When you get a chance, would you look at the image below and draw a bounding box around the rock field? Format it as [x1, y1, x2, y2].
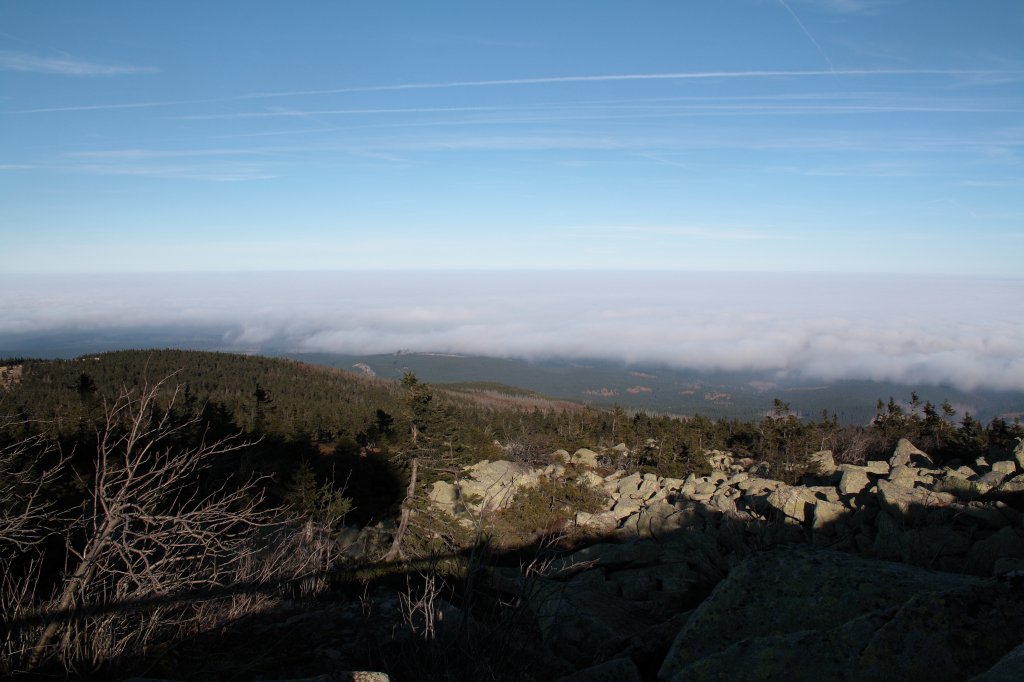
[419, 437, 1024, 680]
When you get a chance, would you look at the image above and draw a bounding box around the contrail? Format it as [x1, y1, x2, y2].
[4, 100, 190, 114]
[179, 105, 504, 120]
[777, 0, 836, 72]
[4, 68, 1018, 115]
[236, 68, 993, 99]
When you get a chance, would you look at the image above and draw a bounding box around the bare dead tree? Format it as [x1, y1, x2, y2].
[14, 378, 299, 674]
[0, 423, 62, 561]
[1, 429, 64, 674]
[385, 458, 418, 562]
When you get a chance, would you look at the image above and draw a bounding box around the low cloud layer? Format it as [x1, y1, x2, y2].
[1, 271, 1021, 392]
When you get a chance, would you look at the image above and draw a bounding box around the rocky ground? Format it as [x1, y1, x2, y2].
[417, 438, 1024, 680]
[139, 438, 1024, 681]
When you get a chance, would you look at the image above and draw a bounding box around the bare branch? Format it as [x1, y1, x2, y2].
[9, 377, 311, 674]
[0, 427, 62, 558]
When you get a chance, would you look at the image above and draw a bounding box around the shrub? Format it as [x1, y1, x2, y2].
[283, 460, 353, 529]
[497, 472, 608, 541]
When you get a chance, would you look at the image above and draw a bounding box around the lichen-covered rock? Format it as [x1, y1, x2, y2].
[977, 470, 1009, 488]
[427, 480, 460, 514]
[812, 498, 848, 531]
[936, 474, 988, 500]
[691, 479, 717, 498]
[765, 485, 817, 524]
[523, 577, 652, 665]
[611, 495, 644, 520]
[578, 469, 605, 489]
[554, 658, 642, 682]
[993, 473, 1024, 495]
[994, 557, 1024, 575]
[607, 560, 699, 601]
[661, 476, 685, 491]
[623, 501, 687, 538]
[706, 450, 733, 470]
[864, 460, 892, 475]
[658, 548, 982, 680]
[805, 485, 842, 503]
[552, 539, 664, 575]
[997, 501, 1023, 526]
[971, 642, 1024, 682]
[898, 525, 971, 565]
[572, 448, 601, 468]
[966, 527, 1024, 575]
[735, 476, 780, 494]
[664, 580, 1024, 682]
[955, 464, 980, 478]
[708, 471, 729, 486]
[662, 610, 893, 682]
[888, 464, 934, 488]
[876, 479, 955, 523]
[890, 438, 933, 468]
[458, 459, 534, 511]
[838, 467, 872, 495]
[637, 473, 661, 499]
[575, 510, 619, 533]
[960, 501, 1012, 528]
[871, 510, 904, 560]
[854, 582, 1024, 681]
[706, 491, 738, 517]
[615, 472, 642, 495]
[991, 460, 1018, 475]
[128, 671, 391, 675]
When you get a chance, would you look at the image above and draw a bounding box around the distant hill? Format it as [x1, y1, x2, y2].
[3, 340, 1021, 426]
[285, 352, 1024, 426]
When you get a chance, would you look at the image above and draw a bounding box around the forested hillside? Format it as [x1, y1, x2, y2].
[3, 350, 1022, 492]
[3, 349, 1024, 680]
[3, 350, 406, 441]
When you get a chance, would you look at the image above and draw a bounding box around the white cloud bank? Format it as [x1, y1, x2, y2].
[0, 271, 1021, 392]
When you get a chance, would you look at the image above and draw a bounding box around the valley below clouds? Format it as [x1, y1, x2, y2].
[1, 270, 1021, 393]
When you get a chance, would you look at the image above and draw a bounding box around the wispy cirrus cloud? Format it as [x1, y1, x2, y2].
[0, 50, 157, 76]
[64, 149, 278, 182]
[68, 148, 273, 160]
[69, 163, 276, 182]
[563, 224, 791, 241]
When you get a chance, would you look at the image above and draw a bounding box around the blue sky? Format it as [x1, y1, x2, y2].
[2, 0, 1022, 275]
[2, 2, 1024, 390]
